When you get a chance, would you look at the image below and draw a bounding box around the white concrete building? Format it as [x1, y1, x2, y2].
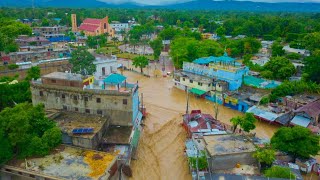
[283, 45, 310, 56]
[93, 55, 118, 80]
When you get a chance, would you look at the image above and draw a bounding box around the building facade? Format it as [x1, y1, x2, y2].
[32, 26, 68, 36]
[31, 72, 141, 127]
[78, 16, 115, 37]
[93, 55, 118, 79]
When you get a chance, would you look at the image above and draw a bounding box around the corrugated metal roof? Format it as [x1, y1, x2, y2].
[291, 115, 311, 128]
[294, 100, 320, 120]
[247, 106, 278, 121]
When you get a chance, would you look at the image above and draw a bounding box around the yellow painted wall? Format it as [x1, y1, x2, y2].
[179, 77, 213, 92]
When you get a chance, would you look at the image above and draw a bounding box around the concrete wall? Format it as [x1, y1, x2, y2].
[179, 77, 213, 92]
[183, 62, 248, 91]
[69, 118, 109, 149]
[31, 84, 136, 126]
[209, 152, 257, 171]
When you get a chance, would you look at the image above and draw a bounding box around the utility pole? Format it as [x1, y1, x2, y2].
[186, 86, 189, 114]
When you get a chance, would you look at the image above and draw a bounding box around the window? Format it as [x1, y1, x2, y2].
[85, 109, 90, 114]
[40, 91, 43, 96]
[182, 78, 185, 81]
[123, 99, 128, 105]
[97, 110, 102, 115]
[51, 79, 56, 83]
[74, 96, 78, 100]
[104, 23, 107, 29]
[63, 105, 67, 110]
[189, 80, 193, 83]
[198, 82, 202, 86]
[75, 107, 79, 112]
[84, 97, 89, 101]
[96, 98, 101, 103]
[62, 94, 65, 99]
[208, 84, 211, 87]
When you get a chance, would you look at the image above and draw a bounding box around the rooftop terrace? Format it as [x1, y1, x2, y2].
[204, 134, 256, 157]
[8, 145, 118, 180]
[52, 112, 108, 139]
[103, 125, 134, 144]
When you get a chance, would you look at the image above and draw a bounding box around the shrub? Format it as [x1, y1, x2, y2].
[8, 64, 18, 70]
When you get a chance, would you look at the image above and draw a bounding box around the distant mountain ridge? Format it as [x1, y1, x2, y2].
[1, 0, 320, 12]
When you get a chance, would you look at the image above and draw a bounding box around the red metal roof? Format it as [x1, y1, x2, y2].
[183, 113, 224, 133]
[83, 18, 102, 25]
[2, 56, 10, 61]
[79, 24, 100, 32]
[294, 99, 320, 120]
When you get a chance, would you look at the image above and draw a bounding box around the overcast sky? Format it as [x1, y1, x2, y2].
[97, 0, 320, 5]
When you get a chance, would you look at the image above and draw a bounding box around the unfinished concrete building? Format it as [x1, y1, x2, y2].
[31, 72, 141, 127]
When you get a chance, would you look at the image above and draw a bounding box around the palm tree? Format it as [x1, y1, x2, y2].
[120, 29, 126, 41]
[111, 37, 119, 46]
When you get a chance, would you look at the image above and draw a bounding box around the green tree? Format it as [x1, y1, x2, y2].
[42, 127, 62, 149]
[0, 103, 62, 160]
[304, 32, 320, 51]
[253, 146, 276, 168]
[230, 113, 257, 133]
[216, 26, 226, 37]
[149, 38, 163, 60]
[264, 166, 296, 179]
[69, 48, 96, 75]
[111, 36, 119, 46]
[41, 18, 50, 26]
[0, 129, 13, 165]
[260, 70, 274, 79]
[263, 57, 295, 80]
[271, 42, 285, 57]
[25, 66, 41, 81]
[303, 51, 320, 83]
[271, 126, 320, 160]
[132, 56, 149, 73]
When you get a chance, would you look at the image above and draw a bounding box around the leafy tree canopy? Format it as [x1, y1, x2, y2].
[230, 112, 257, 133]
[69, 48, 96, 75]
[262, 57, 295, 80]
[303, 51, 320, 83]
[253, 146, 276, 166]
[264, 166, 296, 179]
[132, 56, 149, 73]
[271, 126, 320, 159]
[0, 103, 62, 163]
[149, 38, 163, 60]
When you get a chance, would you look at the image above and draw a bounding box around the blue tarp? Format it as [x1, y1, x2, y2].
[103, 73, 127, 84]
[291, 115, 311, 127]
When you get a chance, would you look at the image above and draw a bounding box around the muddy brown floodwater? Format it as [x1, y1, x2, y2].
[123, 70, 280, 180]
[121, 60, 317, 180]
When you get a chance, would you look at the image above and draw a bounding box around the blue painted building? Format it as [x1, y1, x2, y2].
[184, 53, 249, 91]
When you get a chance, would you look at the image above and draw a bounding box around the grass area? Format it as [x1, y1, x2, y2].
[116, 53, 155, 60]
[96, 46, 120, 55]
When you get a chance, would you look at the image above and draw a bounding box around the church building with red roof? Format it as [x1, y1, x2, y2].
[76, 15, 114, 37]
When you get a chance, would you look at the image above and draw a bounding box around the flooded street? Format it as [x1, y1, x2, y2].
[123, 66, 279, 180]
